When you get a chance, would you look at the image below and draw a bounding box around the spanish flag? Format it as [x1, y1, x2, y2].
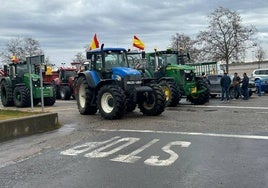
[133, 35, 145, 50]
[89, 34, 100, 50]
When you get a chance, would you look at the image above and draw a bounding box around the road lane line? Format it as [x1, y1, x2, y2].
[194, 105, 268, 110]
[96, 129, 268, 140]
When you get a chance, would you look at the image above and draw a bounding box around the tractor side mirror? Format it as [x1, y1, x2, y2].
[86, 52, 92, 60]
[3, 65, 8, 76]
[10, 66, 16, 78]
[141, 51, 145, 59]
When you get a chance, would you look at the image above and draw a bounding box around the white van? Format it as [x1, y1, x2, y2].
[252, 68, 268, 80]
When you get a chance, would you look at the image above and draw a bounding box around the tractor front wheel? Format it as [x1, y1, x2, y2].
[138, 84, 165, 116]
[97, 85, 126, 119]
[60, 86, 71, 100]
[159, 80, 180, 107]
[13, 86, 30, 107]
[188, 79, 209, 105]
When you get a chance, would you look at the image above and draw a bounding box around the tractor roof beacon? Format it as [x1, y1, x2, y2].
[75, 44, 166, 120]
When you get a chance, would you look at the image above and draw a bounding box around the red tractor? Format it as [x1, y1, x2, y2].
[43, 66, 78, 100]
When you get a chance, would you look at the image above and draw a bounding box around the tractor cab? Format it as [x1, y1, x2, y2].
[87, 47, 130, 79]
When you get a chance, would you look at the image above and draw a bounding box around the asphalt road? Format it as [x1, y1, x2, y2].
[0, 94, 268, 188]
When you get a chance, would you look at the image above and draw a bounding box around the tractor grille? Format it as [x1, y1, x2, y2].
[123, 75, 142, 90]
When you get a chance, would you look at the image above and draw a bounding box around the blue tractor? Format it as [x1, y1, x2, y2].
[75, 44, 165, 119]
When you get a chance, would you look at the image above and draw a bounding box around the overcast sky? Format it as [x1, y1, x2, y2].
[0, 0, 268, 65]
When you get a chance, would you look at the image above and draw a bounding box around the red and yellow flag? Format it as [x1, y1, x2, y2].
[89, 33, 100, 50]
[133, 35, 145, 50]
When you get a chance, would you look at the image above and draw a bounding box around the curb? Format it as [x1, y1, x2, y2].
[0, 113, 60, 142]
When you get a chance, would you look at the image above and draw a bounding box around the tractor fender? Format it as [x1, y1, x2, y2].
[157, 77, 175, 83]
[78, 71, 101, 88]
[95, 79, 117, 92]
[0, 77, 12, 87]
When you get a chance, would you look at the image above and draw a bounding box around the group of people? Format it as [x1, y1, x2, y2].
[220, 72, 249, 102]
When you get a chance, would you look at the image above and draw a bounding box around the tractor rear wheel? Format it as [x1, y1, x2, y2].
[60, 86, 71, 100]
[138, 84, 165, 116]
[76, 76, 97, 115]
[97, 85, 126, 119]
[159, 80, 180, 107]
[13, 86, 30, 107]
[0, 80, 14, 106]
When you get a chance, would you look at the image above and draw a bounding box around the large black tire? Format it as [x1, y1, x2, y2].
[13, 86, 31, 107]
[97, 85, 126, 119]
[33, 99, 40, 106]
[138, 84, 165, 116]
[60, 86, 71, 100]
[52, 81, 61, 99]
[125, 97, 137, 112]
[44, 97, 56, 106]
[188, 79, 210, 105]
[159, 80, 180, 107]
[0, 80, 14, 106]
[44, 86, 56, 106]
[76, 76, 98, 115]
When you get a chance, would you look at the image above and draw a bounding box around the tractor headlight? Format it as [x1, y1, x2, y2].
[126, 80, 142, 85]
[113, 75, 122, 81]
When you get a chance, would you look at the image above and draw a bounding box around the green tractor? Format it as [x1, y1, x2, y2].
[0, 56, 56, 107]
[127, 50, 180, 107]
[145, 50, 210, 105]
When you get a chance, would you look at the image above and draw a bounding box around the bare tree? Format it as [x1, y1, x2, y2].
[72, 52, 86, 65]
[24, 37, 43, 56]
[170, 33, 197, 63]
[196, 7, 257, 73]
[2, 37, 43, 64]
[255, 45, 265, 69]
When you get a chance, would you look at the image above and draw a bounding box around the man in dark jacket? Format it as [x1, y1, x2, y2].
[233, 72, 241, 99]
[241, 72, 249, 100]
[220, 72, 231, 102]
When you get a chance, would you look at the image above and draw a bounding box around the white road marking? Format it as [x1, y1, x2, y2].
[60, 136, 120, 156]
[84, 137, 140, 158]
[96, 129, 268, 140]
[111, 139, 159, 163]
[144, 141, 191, 166]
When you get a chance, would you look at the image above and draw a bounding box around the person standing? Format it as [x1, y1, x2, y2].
[233, 72, 241, 99]
[241, 72, 249, 100]
[220, 72, 231, 102]
[201, 72, 211, 86]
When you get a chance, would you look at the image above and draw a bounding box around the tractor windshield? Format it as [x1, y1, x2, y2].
[105, 52, 128, 69]
[16, 64, 29, 75]
[159, 54, 177, 66]
[65, 71, 76, 78]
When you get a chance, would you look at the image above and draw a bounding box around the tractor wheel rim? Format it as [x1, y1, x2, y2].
[101, 92, 114, 113]
[162, 86, 170, 101]
[79, 84, 86, 108]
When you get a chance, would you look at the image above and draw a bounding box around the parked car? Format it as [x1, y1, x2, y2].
[207, 74, 257, 98]
[252, 68, 268, 80]
[255, 77, 268, 93]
